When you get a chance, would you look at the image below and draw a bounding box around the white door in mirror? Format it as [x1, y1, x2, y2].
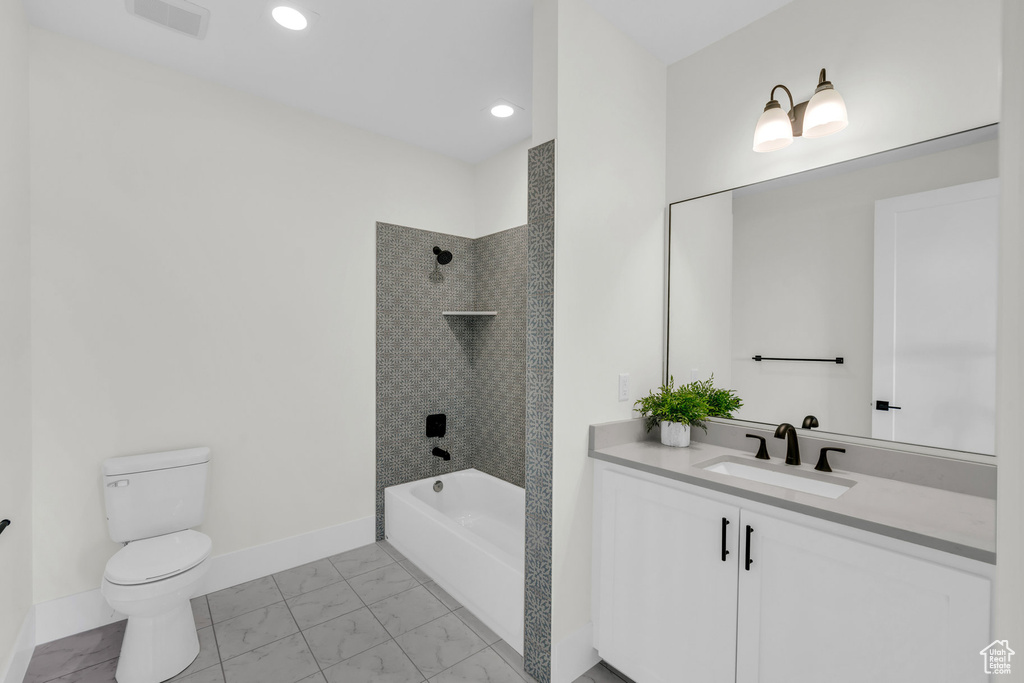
[873, 179, 999, 454]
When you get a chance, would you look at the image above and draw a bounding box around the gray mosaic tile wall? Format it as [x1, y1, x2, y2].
[376, 223, 477, 541]
[376, 222, 529, 539]
[471, 226, 528, 487]
[524, 140, 555, 683]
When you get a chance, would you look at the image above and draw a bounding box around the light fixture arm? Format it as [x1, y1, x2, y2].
[767, 83, 805, 137]
[815, 68, 834, 93]
[769, 84, 795, 113]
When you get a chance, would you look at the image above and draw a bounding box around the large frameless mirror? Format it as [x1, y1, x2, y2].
[667, 124, 998, 457]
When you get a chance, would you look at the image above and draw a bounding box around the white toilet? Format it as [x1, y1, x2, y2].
[100, 447, 213, 683]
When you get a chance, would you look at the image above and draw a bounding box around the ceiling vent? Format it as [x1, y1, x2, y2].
[125, 0, 210, 39]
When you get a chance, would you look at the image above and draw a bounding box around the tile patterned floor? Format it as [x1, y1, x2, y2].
[22, 542, 628, 683]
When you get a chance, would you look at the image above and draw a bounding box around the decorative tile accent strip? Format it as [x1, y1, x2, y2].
[524, 139, 555, 683]
[528, 142, 556, 224]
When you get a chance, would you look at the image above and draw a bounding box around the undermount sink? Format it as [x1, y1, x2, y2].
[700, 457, 854, 499]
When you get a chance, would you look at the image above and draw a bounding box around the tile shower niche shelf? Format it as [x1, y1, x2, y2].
[442, 311, 497, 316]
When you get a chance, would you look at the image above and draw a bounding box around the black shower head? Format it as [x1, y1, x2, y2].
[433, 246, 453, 265]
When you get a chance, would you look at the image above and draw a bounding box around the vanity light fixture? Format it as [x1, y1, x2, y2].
[752, 68, 848, 153]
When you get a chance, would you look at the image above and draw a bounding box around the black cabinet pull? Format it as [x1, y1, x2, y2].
[721, 518, 730, 561]
[745, 525, 754, 570]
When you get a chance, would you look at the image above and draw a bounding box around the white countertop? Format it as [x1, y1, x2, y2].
[590, 439, 996, 564]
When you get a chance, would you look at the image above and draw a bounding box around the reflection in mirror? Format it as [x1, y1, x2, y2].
[668, 125, 998, 456]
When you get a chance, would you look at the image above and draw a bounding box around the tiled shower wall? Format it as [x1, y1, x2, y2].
[471, 227, 528, 486]
[375, 223, 528, 539]
[375, 223, 476, 540]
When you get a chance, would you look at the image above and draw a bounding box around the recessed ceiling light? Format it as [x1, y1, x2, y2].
[272, 5, 308, 31]
[490, 104, 515, 118]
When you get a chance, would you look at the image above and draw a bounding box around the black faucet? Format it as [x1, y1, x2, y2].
[432, 447, 451, 461]
[774, 423, 800, 466]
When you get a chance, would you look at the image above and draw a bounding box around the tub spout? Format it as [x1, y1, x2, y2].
[432, 447, 451, 461]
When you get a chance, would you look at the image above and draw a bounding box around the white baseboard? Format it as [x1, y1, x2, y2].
[0, 607, 36, 683]
[33, 516, 374, 645]
[551, 622, 600, 683]
[202, 516, 374, 594]
[35, 589, 121, 646]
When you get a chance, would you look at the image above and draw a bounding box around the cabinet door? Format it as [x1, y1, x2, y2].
[736, 510, 991, 683]
[595, 467, 740, 683]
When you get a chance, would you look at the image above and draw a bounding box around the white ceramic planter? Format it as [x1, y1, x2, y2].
[660, 421, 691, 447]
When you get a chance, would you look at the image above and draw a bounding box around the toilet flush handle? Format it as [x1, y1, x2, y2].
[107, 479, 130, 488]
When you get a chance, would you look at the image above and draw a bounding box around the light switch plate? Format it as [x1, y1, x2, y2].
[618, 373, 629, 402]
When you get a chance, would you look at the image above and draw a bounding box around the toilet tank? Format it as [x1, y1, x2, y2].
[103, 447, 211, 543]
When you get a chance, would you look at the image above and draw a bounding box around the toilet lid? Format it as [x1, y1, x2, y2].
[104, 530, 212, 585]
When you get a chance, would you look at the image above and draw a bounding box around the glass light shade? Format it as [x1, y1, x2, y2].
[802, 88, 848, 138]
[752, 105, 794, 153]
[272, 6, 308, 30]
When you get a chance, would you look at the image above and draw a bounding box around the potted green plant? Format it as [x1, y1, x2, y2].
[634, 377, 710, 447]
[684, 375, 743, 419]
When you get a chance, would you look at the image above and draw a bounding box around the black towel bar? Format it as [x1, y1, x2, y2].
[753, 355, 844, 364]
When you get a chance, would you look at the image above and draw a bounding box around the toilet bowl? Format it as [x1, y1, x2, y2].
[100, 447, 212, 683]
[101, 529, 212, 683]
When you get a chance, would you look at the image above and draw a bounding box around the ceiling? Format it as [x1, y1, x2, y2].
[26, 0, 534, 164]
[26, 0, 793, 164]
[582, 0, 796, 65]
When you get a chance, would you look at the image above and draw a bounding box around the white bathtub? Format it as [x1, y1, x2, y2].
[385, 468, 525, 653]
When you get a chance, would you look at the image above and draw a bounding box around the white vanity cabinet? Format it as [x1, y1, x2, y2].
[735, 509, 990, 683]
[593, 463, 741, 683]
[592, 461, 992, 683]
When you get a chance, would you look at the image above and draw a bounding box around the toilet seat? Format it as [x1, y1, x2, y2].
[104, 530, 212, 586]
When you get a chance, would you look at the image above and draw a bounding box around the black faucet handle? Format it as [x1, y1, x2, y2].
[745, 434, 770, 460]
[815, 447, 845, 473]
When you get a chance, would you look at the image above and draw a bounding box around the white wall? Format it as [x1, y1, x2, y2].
[29, 29, 480, 604]
[532, 0, 558, 147]
[995, 0, 1024, 662]
[668, 192, 733, 388]
[0, 0, 34, 673]
[666, 0, 1001, 202]
[475, 138, 530, 236]
[551, 0, 666, 650]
